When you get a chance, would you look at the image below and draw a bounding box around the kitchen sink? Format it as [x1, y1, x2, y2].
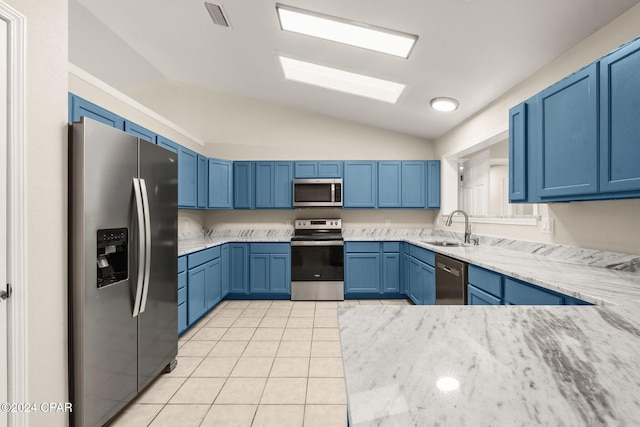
[422, 240, 464, 247]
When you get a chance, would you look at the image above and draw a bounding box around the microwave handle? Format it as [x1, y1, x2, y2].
[331, 183, 335, 202]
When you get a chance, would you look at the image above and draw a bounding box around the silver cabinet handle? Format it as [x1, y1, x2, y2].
[132, 178, 145, 318]
[139, 178, 152, 314]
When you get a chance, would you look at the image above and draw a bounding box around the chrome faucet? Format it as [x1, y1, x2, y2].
[445, 210, 471, 244]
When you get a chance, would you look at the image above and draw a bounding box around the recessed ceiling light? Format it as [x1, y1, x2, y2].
[278, 56, 406, 104]
[436, 376, 460, 392]
[276, 4, 418, 58]
[430, 97, 460, 112]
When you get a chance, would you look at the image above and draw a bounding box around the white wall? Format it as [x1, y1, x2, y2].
[434, 3, 640, 255]
[5, 0, 68, 425]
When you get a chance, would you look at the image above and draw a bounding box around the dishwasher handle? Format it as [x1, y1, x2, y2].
[437, 261, 460, 278]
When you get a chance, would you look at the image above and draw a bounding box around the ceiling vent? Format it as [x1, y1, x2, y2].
[204, 2, 230, 28]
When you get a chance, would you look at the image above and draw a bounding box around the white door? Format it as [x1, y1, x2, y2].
[0, 17, 9, 425]
[0, 15, 9, 427]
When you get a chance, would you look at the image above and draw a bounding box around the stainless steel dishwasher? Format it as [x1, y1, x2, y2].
[435, 254, 468, 305]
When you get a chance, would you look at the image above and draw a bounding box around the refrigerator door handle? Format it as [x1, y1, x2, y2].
[132, 177, 146, 318]
[139, 178, 152, 314]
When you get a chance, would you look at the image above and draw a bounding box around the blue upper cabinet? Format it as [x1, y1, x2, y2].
[378, 161, 402, 208]
[197, 155, 208, 209]
[509, 36, 640, 203]
[124, 121, 157, 144]
[255, 162, 293, 209]
[599, 37, 640, 194]
[294, 161, 343, 178]
[233, 161, 255, 209]
[402, 161, 426, 208]
[69, 93, 125, 129]
[537, 63, 599, 199]
[157, 135, 180, 153]
[426, 161, 441, 209]
[344, 161, 377, 208]
[178, 147, 198, 208]
[508, 103, 528, 202]
[208, 158, 233, 209]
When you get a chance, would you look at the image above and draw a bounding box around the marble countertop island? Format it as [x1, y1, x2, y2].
[339, 304, 640, 426]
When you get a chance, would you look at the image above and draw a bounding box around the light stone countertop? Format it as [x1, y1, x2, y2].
[338, 304, 640, 426]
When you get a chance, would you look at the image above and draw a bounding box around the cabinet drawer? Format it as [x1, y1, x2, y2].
[504, 278, 562, 305]
[187, 246, 221, 269]
[178, 256, 187, 273]
[408, 244, 435, 266]
[468, 285, 502, 305]
[250, 243, 290, 254]
[382, 241, 401, 252]
[468, 265, 502, 298]
[345, 242, 380, 253]
[178, 286, 187, 305]
[178, 271, 186, 290]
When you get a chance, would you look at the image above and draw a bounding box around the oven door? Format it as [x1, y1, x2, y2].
[291, 242, 344, 282]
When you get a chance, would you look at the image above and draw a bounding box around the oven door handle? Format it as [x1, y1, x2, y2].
[291, 240, 344, 247]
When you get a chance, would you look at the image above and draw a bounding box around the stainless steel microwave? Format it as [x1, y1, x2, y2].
[293, 178, 342, 207]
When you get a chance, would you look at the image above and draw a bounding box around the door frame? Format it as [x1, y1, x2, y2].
[0, 2, 27, 426]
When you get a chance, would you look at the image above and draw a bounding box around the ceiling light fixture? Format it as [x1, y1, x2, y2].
[276, 4, 418, 58]
[430, 97, 460, 112]
[278, 56, 406, 103]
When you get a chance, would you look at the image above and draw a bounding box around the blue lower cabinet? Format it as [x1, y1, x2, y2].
[229, 243, 249, 295]
[407, 256, 422, 305]
[504, 277, 563, 305]
[382, 253, 401, 293]
[205, 258, 222, 308]
[248, 244, 291, 297]
[221, 244, 230, 298]
[178, 303, 188, 335]
[404, 244, 435, 305]
[187, 265, 207, 324]
[345, 253, 381, 293]
[468, 285, 501, 305]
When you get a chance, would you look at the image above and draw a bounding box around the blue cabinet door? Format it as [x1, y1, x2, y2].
[318, 161, 343, 178]
[294, 161, 343, 178]
[503, 278, 563, 305]
[270, 253, 291, 294]
[274, 162, 293, 208]
[205, 258, 222, 309]
[187, 265, 207, 324]
[197, 155, 208, 209]
[157, 136, 179, 154]
[537, 63, 599, 199]
[294, 161, 318, 178]
[124, 121, 156, 144]
[509, 103, 528, 202]
[229, 243, 248, 294]
[468, 285, 502, 305]
[421, 262, 436, 305]
[178, 147, 198, 208]
[221, 244, 230, 298]
[378, 162, 402, 208]
[345, 253, 380, 293]
[426, 161, 441, 208]
[178, 303, 188, 335]
[382, 253, 400, 293]
[344, 161, 377, 208]
[68, 93, 125, 129]
[208, 159, 233, 209]
[233, 162, 255, 209]
[250, 254, 270, 293]
[407, 256, 422, 305]
[599, 38, 640, 194]
[255, 162, 293, 208]
[402, 161, 426, 208]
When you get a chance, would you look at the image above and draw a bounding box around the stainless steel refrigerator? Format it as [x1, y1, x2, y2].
[69, 117, 178, 427]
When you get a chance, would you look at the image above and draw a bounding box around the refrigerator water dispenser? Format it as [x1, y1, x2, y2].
[97, 228, 128, 288]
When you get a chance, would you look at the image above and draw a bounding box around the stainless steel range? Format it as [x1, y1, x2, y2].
[291, 219, 344, 301]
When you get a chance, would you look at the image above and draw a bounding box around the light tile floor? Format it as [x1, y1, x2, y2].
[110, 298, 411, 427]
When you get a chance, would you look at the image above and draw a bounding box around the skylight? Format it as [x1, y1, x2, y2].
[278, 56, 406, 104]
[276, 4, 418, 58]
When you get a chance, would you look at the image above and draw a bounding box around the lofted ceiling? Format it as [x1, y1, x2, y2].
[69, 0, 640, 140]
